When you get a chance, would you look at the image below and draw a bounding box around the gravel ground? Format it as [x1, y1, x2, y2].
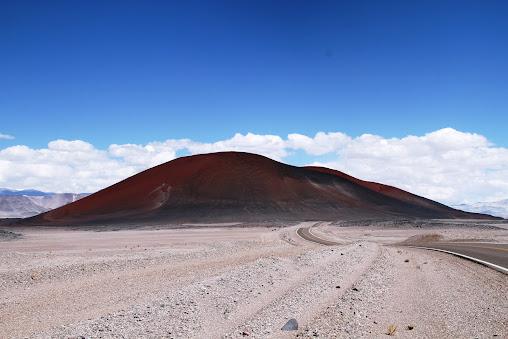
[298, 246, 507, 338]
[0, 222, 506, 338]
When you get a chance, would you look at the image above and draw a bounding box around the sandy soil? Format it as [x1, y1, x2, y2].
[1, 220, 507, 338]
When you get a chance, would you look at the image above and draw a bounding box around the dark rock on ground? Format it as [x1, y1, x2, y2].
[281, 318, 298, 331]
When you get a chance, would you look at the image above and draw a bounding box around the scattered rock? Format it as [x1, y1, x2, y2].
[0, 229, 22, 241]
[281, 318, 298, 331]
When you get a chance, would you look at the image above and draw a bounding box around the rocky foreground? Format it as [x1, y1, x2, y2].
[0, 221, 507, 338]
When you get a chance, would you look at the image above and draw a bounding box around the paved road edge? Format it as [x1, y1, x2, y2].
[296, 225, 339, 246]
[407, 245, 508, 275]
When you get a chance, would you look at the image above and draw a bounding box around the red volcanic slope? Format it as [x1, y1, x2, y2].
[304, 166, 476, 219]
[23, 152, 492, 225]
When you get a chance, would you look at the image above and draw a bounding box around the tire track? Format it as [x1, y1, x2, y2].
[25, 242, 381, 338]
[2, 243, 310, 338]
[199, 243, 362, 338]
[223, 242, 380, 338]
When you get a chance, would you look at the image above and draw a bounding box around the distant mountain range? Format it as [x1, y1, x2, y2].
[0, 188, 54, 196]
[0, 189, 89, 218]
[451, 199, 508, 219]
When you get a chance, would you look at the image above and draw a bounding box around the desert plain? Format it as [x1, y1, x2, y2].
[1, 220, 507, 338]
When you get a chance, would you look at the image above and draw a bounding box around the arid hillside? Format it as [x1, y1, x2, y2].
[21, 152, 493, 225]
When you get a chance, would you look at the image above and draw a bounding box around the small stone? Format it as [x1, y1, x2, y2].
[281, 318, 298, 331]
[335, 286, 340, 289]
[352, 287, 359, 292]
[242, 331, 250, 336]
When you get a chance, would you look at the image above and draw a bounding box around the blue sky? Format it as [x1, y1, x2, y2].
[1, 1, 508, 204]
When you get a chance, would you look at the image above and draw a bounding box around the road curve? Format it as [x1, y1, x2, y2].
[296, 224, 340, 246]
[408, 243, 508, 274]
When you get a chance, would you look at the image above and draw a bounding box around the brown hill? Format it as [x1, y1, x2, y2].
[21, 152, 493, 225]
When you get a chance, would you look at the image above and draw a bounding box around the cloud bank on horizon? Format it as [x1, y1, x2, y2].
[1, 127, 507, 205]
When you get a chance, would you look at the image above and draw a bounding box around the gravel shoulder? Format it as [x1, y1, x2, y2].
[0, 221, 507, 338]
[300, 246, 507, 338]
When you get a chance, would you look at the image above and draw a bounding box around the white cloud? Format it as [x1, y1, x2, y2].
[108, 143, 177, 167]
[309, 128, 508, 204]
[185, 133, 289, 161]
[0, 128, 507, 205]
[0, 133, 14, 140]
[287, 132, 351, 155]
[48, 139, 94, 152]
[0, 142, 134, 193]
